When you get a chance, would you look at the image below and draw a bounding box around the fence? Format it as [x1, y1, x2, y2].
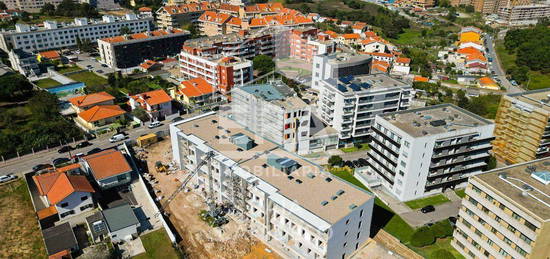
[1, 135, 86, 163]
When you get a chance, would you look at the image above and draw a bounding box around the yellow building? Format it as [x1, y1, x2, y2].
[459, 31, 481, 43]
[492, 89, 550, 164]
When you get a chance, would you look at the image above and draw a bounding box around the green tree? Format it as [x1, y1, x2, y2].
[328, 155, 343, 167]
[431, 220, 454, 238]
[41, 3, 56, 16]
[27, 91, 59, 120]
[430, 249, 456, 259]
[120, 26, 132, 35]
[486, 155, 497, 170]
[0, 1, 7, 9]
[21, 11, 30, 22]
[410, 227, 435, 247]
[0, 73, 33, 102]
[132, 107, 149, 122]
[253, 55, 275, 75]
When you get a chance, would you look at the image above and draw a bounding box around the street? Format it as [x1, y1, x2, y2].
[484, 34, 522, 93]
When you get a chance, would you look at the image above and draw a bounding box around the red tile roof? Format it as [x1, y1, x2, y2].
[130, 89, 172, 106]
[139, 7, 152, 12]
[219, 3, 240, 13]
[199, 11, 231, 24]
[37, 205, 58, 220]
[68, 91, 115, 108]
[395, 57, 411, 64]
[139, 60, 158, 70]
[160, 2, 215, 15]
[33, 172, 95, 205]
[39, 50, 60, 60]
[78, 105, 126, 123]
[179, 77, 215, 98]
[83, 149, 132, 180]
[414, 76, 429, 82]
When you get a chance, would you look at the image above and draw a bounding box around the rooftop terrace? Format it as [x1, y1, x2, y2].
[236, 81, 307, 110]
[175, 114, 372, 224]
[324, 74, 410, 94]
[507, 88, 550, 112]
[381, 104, 492, 138]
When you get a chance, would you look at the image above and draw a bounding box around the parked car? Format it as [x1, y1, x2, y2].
[87, 148, 102, 155]
[72, 153, 85, 159]
[109, 133, 127, 143]
[75, 141, 92, 149]
[58, 145, 74, 153]
[343, 161, 354, 168]
[96, 69, 104, 74]
[0, 174, 17, 183]
[148, 121, 162, 129]
[421, 205, 435, 213]
[32, 164, 53, 172]
[448, 216, 457, 226]
[352, 160, 361, 168]
[52, 157, 71, 166]
[101, 64, 108, 68]
[172, 117, 183, 122]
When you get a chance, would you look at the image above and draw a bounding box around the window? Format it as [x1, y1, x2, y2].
[81, 196, 88, 201]
[60, 202, 69, 208]
[520, 233, 532, 245]
[515, 246, 527, 256]
[499, 248, 509, 257]
[507, 225, 516, 234]
[525, 221, 537, 232]
[512, 212, 521, 220]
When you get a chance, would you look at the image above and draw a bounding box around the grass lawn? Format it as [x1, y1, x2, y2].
[405, 194, 450, 210]
[455, 189, 466, 198]
[327, 167, 369, 191]
[526, 71, 550, 90]
[34, 78, 60, 88]
[340, 143, 370, 153]
[56, 66, 82, 74]
[412, 237, 465, 259]
[133, 229, 179, 259]
[495, 40, 516, 72]
[66, 71, 107, 87]
[0, 180, 47, 258]
[495, 40, 550, 90]
[394, 28, 423, 46]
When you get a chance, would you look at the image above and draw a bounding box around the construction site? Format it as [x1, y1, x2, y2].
[136, 138, 280, 259]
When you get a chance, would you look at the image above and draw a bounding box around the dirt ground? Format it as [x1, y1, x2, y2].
[0, 180, 47, 258]
[140, 139, 279, 259]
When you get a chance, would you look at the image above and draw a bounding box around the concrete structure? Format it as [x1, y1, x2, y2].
[0, 15, 154, 52]
[8, 49, 39, 76]
[98, 29, 190, 69]
[102, 203, 140, 243]
[317, 74, 413, 144]
[156, 2, 217, 28]
[470, 0, 533, 14]
[452, 158, 550, 259]
[365, 104, 494, 201]
[498, 4, 550, 25]
[81, 149, 133, 190]
[311, 53, 372, 92]
[4, 0, 67, 12]
[492, 89, 550, 165]
[289, 27, 336, 62]
[128, 89, 173, 120]
[170, 77, 223, 110]
[170, 112, 375, 259]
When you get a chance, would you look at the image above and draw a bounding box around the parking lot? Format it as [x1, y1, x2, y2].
[74, 52, 115, 76]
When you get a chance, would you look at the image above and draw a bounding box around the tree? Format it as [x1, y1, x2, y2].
[0, 73, 33, 102]
[486, 155, 497, 170]
[120, 26, 132, 35]
[41, 3, 56, 16]
[27, 91, 59, 120]
[431, 249, 455, 259]
[431, 220, 454, 238]
[465, 5, 475, 13]
[328, 155, 343, 167]
[0, 1, 7, 9]
[21, 11, 30, 22]
[410, 227, 435, 247]
[132, 107, 149, 122]
[253, 55, 275, 75]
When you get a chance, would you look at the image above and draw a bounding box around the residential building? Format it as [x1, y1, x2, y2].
[81, 149, 133, 190]
[101, 203, 140, 243]
[317, 74, 413, 144]
[492, 89, 550, 164]
[170, 112, 374, 259]
[138, 59, 162, 72]
[391, 57, 411, 76]
[33, 170, 95, 220]
[242, 2, 285, 18]
[370, 60, 390, 74]
[128, 89, 173, 120]
[75, 105, 127, 133]
[68, 91, 115, 113]
[4, 0, 64, 12]
[138, 7, 153, 16]
[289, 27, 336, 62]
[37, 50, 61, 62]
[311, 53, 372, 92]
[247, 13, 314, 30]
[42, 222, 79, 258]
[470, 0, 533, 14]
[197, 11, 235, 36]
[477, 77, 499, 90]
[156, 2, 217, 28]
[170, 77, 222, 110]
[0, 14, 154, 52]
[364, 104, 494, 201]
[8, 48, 39, 76]
[498, 4, 550, 25]
[98, 29, 190, 69]
[452, 158, 550, 259]
[179, 50, 253, 94]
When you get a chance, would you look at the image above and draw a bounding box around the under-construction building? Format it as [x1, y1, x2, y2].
[169, 112, 374, 259]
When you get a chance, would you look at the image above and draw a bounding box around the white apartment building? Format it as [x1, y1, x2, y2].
[498, 4, 550, 25]
[452, 158, 550, 259]
[231, 81, 338, 155]
[363, 104, 494, 201]
[8, 48, 40, 77]
[179, 51, 253, 94]
[311, 53, 372, 92]
[316, 73, 413, 144]
[4, 0, 64, 12]
[0, 14, 154, 52]
[170, 112, 374, 259]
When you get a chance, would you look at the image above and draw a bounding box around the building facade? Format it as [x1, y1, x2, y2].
[492, 89, 550, 165]
[316, 74, 413, 144]
[170, 112, 374, 259]
[498, 4, 550, 25]
[8, 49, 39, 76]
[363, 104, 495, 201]
[98, 29, 190, 69]
[452, 158, 550, 259]
[311, 53, 372, 92]
[0, 15, 154, 52]
[155, 2, 217, 28]
[289, 27, 336, 62]
[128, 89, 173, 120]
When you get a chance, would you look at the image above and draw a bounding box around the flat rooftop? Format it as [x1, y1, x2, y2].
[176, 114, 372, 224]
[237, 81, 307, 110]
[381, 104, 492, 138]
[507, 88, 550, 112]
[474, 158, 550, 221]
[324, 74, 410, 94]
[324, 52, 371, 65]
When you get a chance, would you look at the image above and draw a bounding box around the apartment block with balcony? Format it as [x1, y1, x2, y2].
[155, 2, 217, 29]
[0, 14, 153, 52]
[498, 4, 550, 26]
[364, 104, 495, 201]
[311, 53, 372, 92]
[493, 89, 550, 165]
[289, 27, 336, 62]
[169, 112, 374, 259]
[316, 73, 412, 145]
[452, 158, 550, 259]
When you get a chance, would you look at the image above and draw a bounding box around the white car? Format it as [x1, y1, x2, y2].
[109, 133, 127, 143]
[148, 121, 161, 129]
[0, 174, 17, 183]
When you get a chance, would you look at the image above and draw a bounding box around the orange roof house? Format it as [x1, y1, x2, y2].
[180, 78, 215, 96]
[414, 76, 429, 82]
[395, 57, 411, 64]
[68, 92, 115, 110]
[38, 50, 61, 61]
[371, 60, 390, 73]
[139, 60, 161, 71]
[138, 7, 152, 12]
[77, 105, 126, 123]
[478, 77, 499, 90]
[82, 149, 132, 189]
[130, 89, 172, 107]
[33, 171, 95, 206]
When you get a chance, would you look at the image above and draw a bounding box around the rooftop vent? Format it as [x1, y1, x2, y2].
[321, 201, 329, 206]
[217, 126, 223, 129]
[262, 164, 268, 168]
[307, 173, 315, 179]
[325, 177, 332, 182]
[267, 154, 300, 175]
[526, 166, 537, 173]
[430, 120, 446, 127]
[331, 195, 338, 200]
[211, 119, 218, 123]
[543, 161, 550, 166]
[531, 171, 550, 185]
[193, 124, 199, 128]
[498, 172, 508, 179]
[349, 204, 357, 210]
[230, 133, 256, 151]
[336, 189, 345, 196]
[296, 179, 303, 184]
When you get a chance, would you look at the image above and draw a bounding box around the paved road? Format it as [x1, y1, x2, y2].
[485, 34, 522, 93]
[0, 122, 171, 176]
[74, 53, 115, 76]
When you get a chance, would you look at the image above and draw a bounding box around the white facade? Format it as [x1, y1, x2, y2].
[169, 113, 375, 259]
[8, 49, 40, 76]
[317, 74, 412, 144]
[55, 191, 94, 219]
[361, 42, 387, 53]
[311, 53, 372, 92]
[498, 4, 550, 25]
[0, 15, 153, 52]
[363, 104, 495, 201]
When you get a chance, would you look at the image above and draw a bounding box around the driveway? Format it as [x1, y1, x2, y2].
[119, 237, 145, 258]
[74, 53, 115, 76]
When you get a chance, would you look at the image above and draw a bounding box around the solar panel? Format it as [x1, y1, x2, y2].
[339, 75, 354, 84]
[337, 84, 348, 93]
[361, 83, 371, 89]
[92, 221, 106, 233]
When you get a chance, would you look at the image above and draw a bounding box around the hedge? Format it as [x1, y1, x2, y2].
[431, 220, 454, 238]
[410, 226, 435, 247]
